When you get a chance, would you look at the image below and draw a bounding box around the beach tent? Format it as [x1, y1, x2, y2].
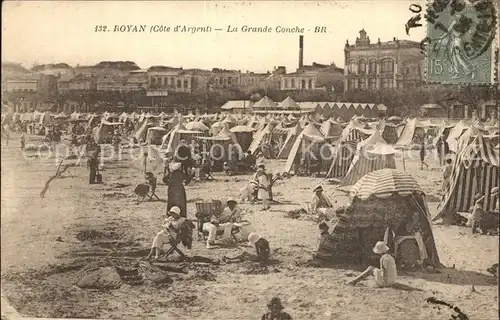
[315, 169, 441, 268]
[284, 122, 325, 173]
[434, 134, 499, 223]
[446, 120, 468, 153]
[339, 131, 398, 187]
[247, 122, 288, 158]
[94, 120, 123, 143]
[146, 126, 168, 145]
[185, 120, 209, 132]
[197, 125, 242, 161]
[396, 118, 427, 147]
[277, 123, 302, 159]
[160, 122, 203, 152]
[252, 96, 277, 111]
[230, 125, 255, 151]
[320, 118, 344, 141]
[134, 119, 154, 143]
[380, 120, 403, 144]
[326, 120, 373, 178]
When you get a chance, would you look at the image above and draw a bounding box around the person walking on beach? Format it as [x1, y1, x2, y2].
[164, 162, 187, 217]
[420, 139, 429, 170]
[20, 133, 26, 151]
[87, 151, 99, 184]
[436, 134, 449, 166]
[441, 158, 453, 192]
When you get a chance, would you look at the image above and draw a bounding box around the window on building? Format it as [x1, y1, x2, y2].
[301, 79, 306, 89]
[183, 80, 188, 88]
[405, 67, 410, 75]
[359, 78, 366, 89]
[234, 77, 239, 84]
[368, 78, 377, 89]
[284, 79, 288, 88]
[291, 79, 295, 88]
[381, 78, 393, 88]
[369, 60, 377, 74]
[308, 79, 313, 89]
[380, 59, 394, 74]
[358, 59, 366, 74]
[228, 77, 232, 85]
[223, 78, 227, 85]
[177, 80, 181, 88]
[151, 77, 156, 85]
[348, 60, 356, 74]
[170, 77, 175, 85]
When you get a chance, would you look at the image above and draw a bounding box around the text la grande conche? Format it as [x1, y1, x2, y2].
[95, 24, 316, 34]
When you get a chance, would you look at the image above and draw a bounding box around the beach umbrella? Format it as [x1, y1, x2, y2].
[349, 169, 423, 200]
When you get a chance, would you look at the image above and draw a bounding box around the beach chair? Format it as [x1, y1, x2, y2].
[134, 184, 150, 202]
[146, 178, 161, 201]
[195, 200, 248, 242]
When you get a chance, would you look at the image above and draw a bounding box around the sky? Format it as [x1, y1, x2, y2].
[2, 1, 429, 72]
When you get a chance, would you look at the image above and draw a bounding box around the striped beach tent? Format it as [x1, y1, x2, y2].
[434, 134, 499, 222]
[316, 169, 441, 267]
[325, 120, 372, 179]
[339, 131, 398, 187]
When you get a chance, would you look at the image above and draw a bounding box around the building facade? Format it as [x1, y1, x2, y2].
[280, 63, 344, 91]
[344, 29, 423, 92]
[147, 67, 195, 94]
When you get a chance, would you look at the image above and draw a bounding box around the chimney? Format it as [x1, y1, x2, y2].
[299, 35, 304, 69]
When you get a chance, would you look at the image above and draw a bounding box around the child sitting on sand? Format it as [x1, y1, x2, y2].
[223, 232, 270, 266]
[313, 222, 329, 259]
[261, 297, 293, 320]
[347, 241, 398, 288]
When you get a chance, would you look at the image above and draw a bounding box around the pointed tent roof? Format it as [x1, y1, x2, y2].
[253, 96, 277, 109]
[277, 97, 299, 110]
[185, 120, 209, 131]
[301, 122, 325, 141]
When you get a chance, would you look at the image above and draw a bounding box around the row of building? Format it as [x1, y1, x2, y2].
[2, 30, 426, 100]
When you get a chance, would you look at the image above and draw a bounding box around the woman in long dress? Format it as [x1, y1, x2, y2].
[255, 165, 270, 210]
[165, 162, 187, 217]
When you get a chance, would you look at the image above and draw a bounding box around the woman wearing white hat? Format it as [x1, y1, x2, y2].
[222, 232, 270, 265]
[347, 241, 397, 287]
[146, 206, 184, 260]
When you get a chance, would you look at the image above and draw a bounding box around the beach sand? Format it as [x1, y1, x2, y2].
[1, 134, 498, 319]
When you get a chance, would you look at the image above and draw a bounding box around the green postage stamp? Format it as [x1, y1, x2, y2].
[426, 0, 497, 84]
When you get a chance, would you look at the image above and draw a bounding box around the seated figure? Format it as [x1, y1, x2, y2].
[147, 206, 185, 260]
[310, 185, 335, 220]
[203, 198, 242, 249]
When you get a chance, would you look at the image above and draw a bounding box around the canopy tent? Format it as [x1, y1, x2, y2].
[145, 126, 168, 145]
[316, 169, 441, 267]
[209, 121, 225, 136]
[276, 97, 300, 110]
[434, 134, 499, 223]
[380, 120, 403, 144]
[284, 122, 325, 173]
[252, 96, 277, 110]
[277, 124, 302, 159]
[339, 131, 397, 187]
[432, 119, 455, 146]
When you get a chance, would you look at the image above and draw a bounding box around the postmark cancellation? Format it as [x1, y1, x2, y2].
[425, 0, 498, 85]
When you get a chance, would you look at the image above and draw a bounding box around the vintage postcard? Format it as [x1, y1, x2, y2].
[1, 1, 498, 320]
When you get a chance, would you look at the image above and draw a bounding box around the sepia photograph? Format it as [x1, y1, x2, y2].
[1, 1, 499, 319]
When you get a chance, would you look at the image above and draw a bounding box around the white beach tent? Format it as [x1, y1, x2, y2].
[339, 131, 398, 187]
[284, 122, 325, 173]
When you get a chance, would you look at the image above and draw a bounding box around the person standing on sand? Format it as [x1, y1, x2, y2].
[255, 164, 270, 210]
[441, 158, 453, 192]
[164, 162, 187, 218]
[142, 152, 149, 174]
[20, 133, 26, 151]
[87, 151, 99, 184]
[347, 241, 398, 287]
[313, 222, 330, 259]
[436, 134, 449, 166]
[261, 297, 293, 320]
[420, 139, 429, 170]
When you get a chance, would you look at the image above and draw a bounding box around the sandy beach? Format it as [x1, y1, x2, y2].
[1, 133, 498, 320]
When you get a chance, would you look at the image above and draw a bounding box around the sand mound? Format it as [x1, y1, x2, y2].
[76, 266, 122, 290]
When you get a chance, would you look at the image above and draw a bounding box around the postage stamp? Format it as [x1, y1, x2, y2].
[425, 0, 498, 84]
